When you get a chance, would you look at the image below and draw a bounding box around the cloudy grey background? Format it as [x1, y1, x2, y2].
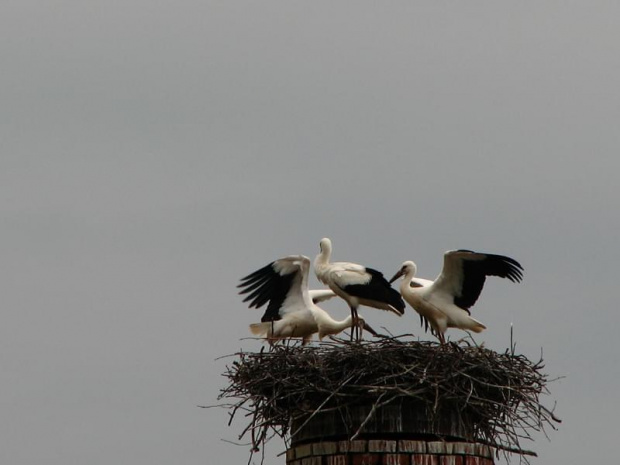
[2, 1, 618, 463]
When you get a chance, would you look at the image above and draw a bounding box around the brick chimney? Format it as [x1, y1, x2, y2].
[286, 439, 495, 465]
[286, 439, 493, 465]
[285, 400, 494, 465]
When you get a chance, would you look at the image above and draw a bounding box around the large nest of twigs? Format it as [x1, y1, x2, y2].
[218, 337, 560, 461]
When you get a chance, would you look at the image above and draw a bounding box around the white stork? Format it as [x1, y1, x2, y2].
[389, 250, 523, 343]
[314, 237, 405, 340]
[238, 255, 378, 344]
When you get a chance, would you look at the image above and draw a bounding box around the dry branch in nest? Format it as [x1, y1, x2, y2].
[216, 337, 561, 462]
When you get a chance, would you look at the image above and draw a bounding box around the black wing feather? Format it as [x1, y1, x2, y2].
[454, 251, 524, 311]
[238, 262, 296, 322]
[342, 267, 405, 314]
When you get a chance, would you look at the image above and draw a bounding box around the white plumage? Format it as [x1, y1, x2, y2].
[238, 255, 377, 344]
[308, 289, 338, 304]
[314, 237, 405, 340]
[389, 250, 523, 343]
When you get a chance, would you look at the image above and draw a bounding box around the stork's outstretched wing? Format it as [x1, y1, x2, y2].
[238, 255, 312, 322]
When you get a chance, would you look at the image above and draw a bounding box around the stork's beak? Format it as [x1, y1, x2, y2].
[362, 322, 391, 339]
[388, 268, 405, 284]
[362, 321, 379, 337]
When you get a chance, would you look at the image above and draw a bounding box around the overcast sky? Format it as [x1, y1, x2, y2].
[2, 2, 619, 464]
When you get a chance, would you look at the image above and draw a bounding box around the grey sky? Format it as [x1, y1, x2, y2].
[2, 2, 618, 464]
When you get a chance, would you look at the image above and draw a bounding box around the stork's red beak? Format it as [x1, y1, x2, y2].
[389, 268, 405, 284]
[362, 321, 379, 337]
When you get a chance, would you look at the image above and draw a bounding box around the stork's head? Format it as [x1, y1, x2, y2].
[318, 237, 333, 258]
[389, 261, 417, 284]
[359, 316, 380, 338]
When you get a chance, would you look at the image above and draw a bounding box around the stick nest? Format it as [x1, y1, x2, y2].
[217, 337, 560, 461]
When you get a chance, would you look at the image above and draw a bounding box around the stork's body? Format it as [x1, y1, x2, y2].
[390, 250, 523, 343]
[238, 255, 377, 344]
[314, 237, 405, 340]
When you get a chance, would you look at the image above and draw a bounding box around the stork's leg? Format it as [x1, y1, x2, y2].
[349, 306, 355, 341]
[349, 306, 359, 341]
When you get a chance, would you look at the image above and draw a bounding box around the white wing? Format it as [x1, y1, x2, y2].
[431, 250, 470, 297]
[410, 277, 434, 289]
[238, 255, 313, 320]
[308, 289, 337, 304]
[432, 249, 523, 311]
[327, 261, 372, 288]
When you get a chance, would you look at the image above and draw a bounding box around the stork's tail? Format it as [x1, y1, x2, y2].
[468, 317, 487, 333]
[249, 322, 270, 336]
[386, 287, 406, 315]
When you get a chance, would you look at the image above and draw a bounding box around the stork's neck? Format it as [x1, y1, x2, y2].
[314, 251, 328, 267]
[314, 253, 328, 282]
[318, 315, 354, 339]
[315, 239, 332, 267]
[405, 265, 417, 281]
[399, 264, 419, 291]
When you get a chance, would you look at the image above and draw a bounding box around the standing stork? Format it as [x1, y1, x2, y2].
[389, 250, 524, 344]
[314, 237, 405, 340]
[238, 255, 378, 344]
